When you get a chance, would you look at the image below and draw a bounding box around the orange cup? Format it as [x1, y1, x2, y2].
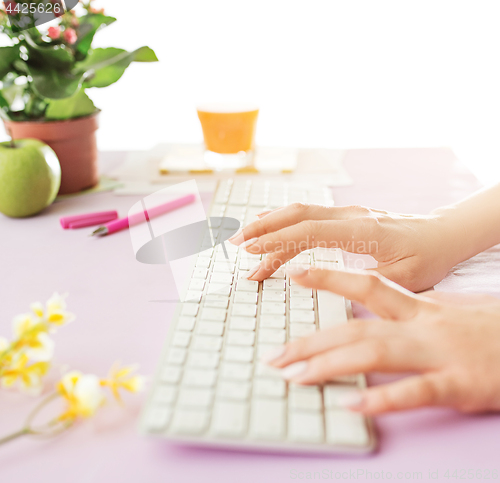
[197, 103, 259, 154]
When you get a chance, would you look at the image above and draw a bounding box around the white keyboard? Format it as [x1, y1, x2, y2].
[140, 179, 376, 454]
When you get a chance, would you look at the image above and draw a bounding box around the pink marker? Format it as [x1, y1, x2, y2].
[90, 193, 196, 237]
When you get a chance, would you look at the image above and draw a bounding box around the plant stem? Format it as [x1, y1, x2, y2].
[5, 125, 15, 148]
[0, 427, 31, 446]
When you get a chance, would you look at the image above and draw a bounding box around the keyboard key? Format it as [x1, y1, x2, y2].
[195, 257, 211, 268]
[213, 261, 236, 273]
[290, 298, 314, 310]
[152, 385, 177, 405]
[224, 345, 254, 362]
[288, 412, 324, 443]
[254, 362, 281, 378]
[204, 297, 229, 309]
[172, 332, 191, 348]
[256, 343, 281, 358]
[166, 347, 187, 365]
[290, 310, 315, 324]
[258, 328, 286, 344]
[236, 279, 259, 292]
[183, 369, 217, 387]
[249, 399, 286, 440]
[176, 316, 196, 332]
[253, 377, 286, 398]
[233, 291, 258, 304]
[220, 362, 253, 381]
[181, 304, 199, 317]
[145, 406, 172, 431]
[290, 287, 313, 298]
[185, 290, 202, 303]
[160, 366, 182, 384]
[200, 307, 227, 322]
[210, 401, 248, 437]
[229, 316, 256, 331]
[217, 381, 251, 401]
[189, 279, 206, 291]
[192, 335, 223, 352]
[215, 252, 238, 264]
[197, 321, 225, 336]
[170, 409, 209, 435]
[260, 315, 286, 329]
[288, 390, 322, 411]
[232, 304, 257, 317]
[177, 388, 214, 408]
[211, 273, 233, 284]
[226, 330, 255, 346]
[192, 268, 208, 279]
[263, 279, 285, 291]
[325, 410, 369, 446]
[289, 324, 316, 338]
[317, 290, 348, 329]
[260, 302, 285, 315]
[269, 269, 285, 279]
[187, 351, 220, 369]
[207, 283, 232, 296]
[323, 385, 360, 408]
[262, 290, 285, 302]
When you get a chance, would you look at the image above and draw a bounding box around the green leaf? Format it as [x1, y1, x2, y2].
[75, 14, 117, 57]
[0, 45, 20, 80]
[0, 91, 11, 120]
[76, 46, 158, 88]
[45, 89, 97, 120]
[24, 31, 74, 71]
[28, 65, 86, 99]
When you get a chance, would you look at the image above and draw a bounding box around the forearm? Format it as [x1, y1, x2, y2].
[433, 182, 500, 263]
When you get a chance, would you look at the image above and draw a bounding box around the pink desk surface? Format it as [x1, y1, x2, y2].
[1, 147, 499, 482]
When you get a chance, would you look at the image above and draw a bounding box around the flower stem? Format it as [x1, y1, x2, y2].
[0, 427, 31, 446]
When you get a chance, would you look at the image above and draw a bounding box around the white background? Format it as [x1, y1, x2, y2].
[2, 0, 500, 184]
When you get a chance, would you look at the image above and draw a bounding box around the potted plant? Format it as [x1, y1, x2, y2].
[0, 1, 158, 194]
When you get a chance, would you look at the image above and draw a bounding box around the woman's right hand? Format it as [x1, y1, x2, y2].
[229, 203, 463, 292]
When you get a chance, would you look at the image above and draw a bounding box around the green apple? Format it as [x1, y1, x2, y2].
[0, 139, 61, 218]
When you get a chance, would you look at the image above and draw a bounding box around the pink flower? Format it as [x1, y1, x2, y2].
[90, 7, 105, 14]
[70, 17, 79, 28]
[47, 26, 61, 40]
[63, 28, 77, 45]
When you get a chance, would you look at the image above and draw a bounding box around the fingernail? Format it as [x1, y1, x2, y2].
[336, 391, 365, 409]
[229, 229, 244, 246]
[286, 265, 310, 277]
[281, 361, 308, 380]
[241, 237, 258, 249]
[245, 264, 261, 280]
[256, 210, 272, 218]
[260, 345, 286, 364]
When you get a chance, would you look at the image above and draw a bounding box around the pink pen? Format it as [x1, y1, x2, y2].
[90, 193, 196, 237]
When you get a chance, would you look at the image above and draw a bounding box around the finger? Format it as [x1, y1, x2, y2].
[345, 373, 454, 414]
[242, 218, 374, 255]
[245, 250, 300, 281]
[280, 337, 429, 385]
[287, 267, 430, 320]
[262, 319, 401, 368]
[229, 203, 354, 247]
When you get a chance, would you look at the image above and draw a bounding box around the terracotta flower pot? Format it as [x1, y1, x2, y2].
[3, 112, 100, 195]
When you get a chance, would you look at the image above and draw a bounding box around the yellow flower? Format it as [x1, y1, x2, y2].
[1, 353, 50, 394]
[100, 363, 145, 403]
[30, 293, 75, 328]
[57, 371, 105, 420]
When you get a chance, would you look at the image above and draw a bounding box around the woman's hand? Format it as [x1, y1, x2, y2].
[263, 267, 500, 414]
[229, 203, 463, 292]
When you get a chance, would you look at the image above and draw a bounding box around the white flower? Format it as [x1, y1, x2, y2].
[58, 371, 105, 419]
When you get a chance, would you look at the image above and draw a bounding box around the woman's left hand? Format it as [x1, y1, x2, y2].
[264, 267, 500, 414]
